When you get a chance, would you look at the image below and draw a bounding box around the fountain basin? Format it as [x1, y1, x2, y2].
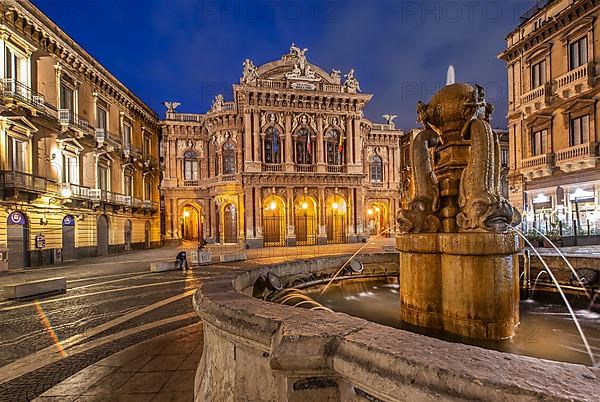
[192, 252, 600, 402]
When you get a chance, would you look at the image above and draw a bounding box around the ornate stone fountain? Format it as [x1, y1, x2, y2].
[397, 83, 522, 340]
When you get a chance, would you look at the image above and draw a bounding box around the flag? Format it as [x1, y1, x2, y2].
[272, 128, 279, 157]
[306, 131, 311, 155]
[338, 132, 343, 154]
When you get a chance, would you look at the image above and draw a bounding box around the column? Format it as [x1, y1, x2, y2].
[286, 187, 296, 246]
[253, 112, 260, 165]
[318, 187, 327, 245]
[209, 198, 216, 243]
[355, 187, 365, 241]
[316, 114, 325, 172]
[346, 116, 353, 166]
[244, 111, 252, 162]
[255, 187, 263, 243]
[284, 112, 293, 172]
[354, 117, 362, 166]
[245, 187, 255, 244]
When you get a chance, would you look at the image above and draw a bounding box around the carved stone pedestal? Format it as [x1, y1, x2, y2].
[397, 232, 521, 340]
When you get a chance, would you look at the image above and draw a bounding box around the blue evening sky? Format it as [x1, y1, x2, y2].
[32, 0, 537, 129]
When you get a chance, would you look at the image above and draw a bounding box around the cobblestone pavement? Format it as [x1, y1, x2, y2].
[0, 239, 395, 401]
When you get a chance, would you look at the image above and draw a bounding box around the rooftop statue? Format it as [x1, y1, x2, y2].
[241, 59, 258, 84]
[211, 94, 224, 112]
[285, 43, 321, 82]
[344, 69, 361, 93]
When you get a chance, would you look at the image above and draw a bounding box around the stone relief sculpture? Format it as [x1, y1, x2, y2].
[241, 59, 258, 84]
[398, 83, 520, 234]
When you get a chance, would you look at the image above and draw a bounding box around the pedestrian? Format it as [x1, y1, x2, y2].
[176, 251, 189, 270]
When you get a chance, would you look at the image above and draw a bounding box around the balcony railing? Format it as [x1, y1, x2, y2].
[143, 200, 159, 210]
[327, 165, 345, 173]
[521, 153, 554, 169]
[184, 180, 200, 187]
[122, 143, 142, 159]
[60, 183, 90, 199]
[0, 170, 50, 194]
[143, 154, 159, 169]
[555, 63, 593, 99]
[255, 78, 345, 93]
[296, 164, 315, 173]
[521, 153, 555, 179]
[556, 142, 598, 162]
[165, 112, 203, 122]
[59, 109, 90, 132]
[262, 163, 283, 172]
[521, 85, 546, 105]
[1, 79, 46, 112]
[555, 142, 599, 172]
[222, 174, 237, 182]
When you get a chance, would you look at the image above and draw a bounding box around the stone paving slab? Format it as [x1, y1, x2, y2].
[33, 323, 202, 402]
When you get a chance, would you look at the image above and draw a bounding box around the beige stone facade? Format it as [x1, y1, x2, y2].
[0, 1, 160, 270]
[500, 0, 600, 233]
[161, 46, 403, 248]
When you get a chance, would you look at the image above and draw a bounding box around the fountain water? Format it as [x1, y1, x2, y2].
[320, 224, 398, 295]
[529, 270, 548, 300]
[532, 228, 591, 300]
[512, 229, 597, 367]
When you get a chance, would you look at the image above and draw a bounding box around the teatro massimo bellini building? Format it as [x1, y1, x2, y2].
[160, 45, 405, 248]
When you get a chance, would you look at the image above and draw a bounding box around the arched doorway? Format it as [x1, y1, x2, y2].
[7, 211, 29, 269]
[295, 196, 317, 246]
[263, 196, 286, 247]
[124, 220, 132, 250]
[97, 215, 109, 256]
[145, 221, 151, 248]
[181, 205, 203, 242]
[62, 215, 76, 261]
[326, 195, 347, 244]
[223, 203, 238, 244]
[366, 202, 388, 236]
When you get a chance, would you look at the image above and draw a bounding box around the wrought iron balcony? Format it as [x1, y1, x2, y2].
[555, 142, 600, 172]
[183, 180, 200, 187]
[58, 109, 90, 132]
[143, 200, 159, 211]
[143, 154, 159, 169]
[520, 153, 555, 179]
[122, 143, 142, 160]
[59, 183, 90, 200]
[1, 79, 46, 112]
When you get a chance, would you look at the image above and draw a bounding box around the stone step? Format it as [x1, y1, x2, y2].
[4, 277, 67, 299]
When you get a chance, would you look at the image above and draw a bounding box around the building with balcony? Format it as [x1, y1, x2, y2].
[160, 45, 403, 248]
[0, 1, 160, 270]
[499, 0, 600, 233]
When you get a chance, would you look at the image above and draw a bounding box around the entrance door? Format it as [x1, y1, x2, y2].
[97, 215, 109, 256]
[62, 215, 76, 261]
[145, 221, 151, 248]
[327, 212, 347, 244]
[223, 204, 238, 244]
[295, 212, 317, 246]
[7, 211, 28, 269]
[124, 220, 132, 250]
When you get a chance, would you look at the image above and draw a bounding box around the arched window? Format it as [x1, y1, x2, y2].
[370, 155, 383, 182]
[183, 150, 199, 181]
[264, 127, 281, 164]
[295, 128, 313, 165]
[222, 142, 236, 174]
[325, 129, 343, 165]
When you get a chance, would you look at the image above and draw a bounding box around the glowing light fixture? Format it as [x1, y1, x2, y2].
[270, 201, 277, 211]
[532, 193, 550, 204]
[302, 202, 308, 210]
[374, 207, 381, 213]
[367, 209, 374, 216]
[183, 210, 191, 218]
[332, 203, 339, 210]
[60, 187, 72, 199]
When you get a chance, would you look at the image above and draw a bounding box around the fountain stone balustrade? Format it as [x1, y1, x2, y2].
[397, 83, 522, 340]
